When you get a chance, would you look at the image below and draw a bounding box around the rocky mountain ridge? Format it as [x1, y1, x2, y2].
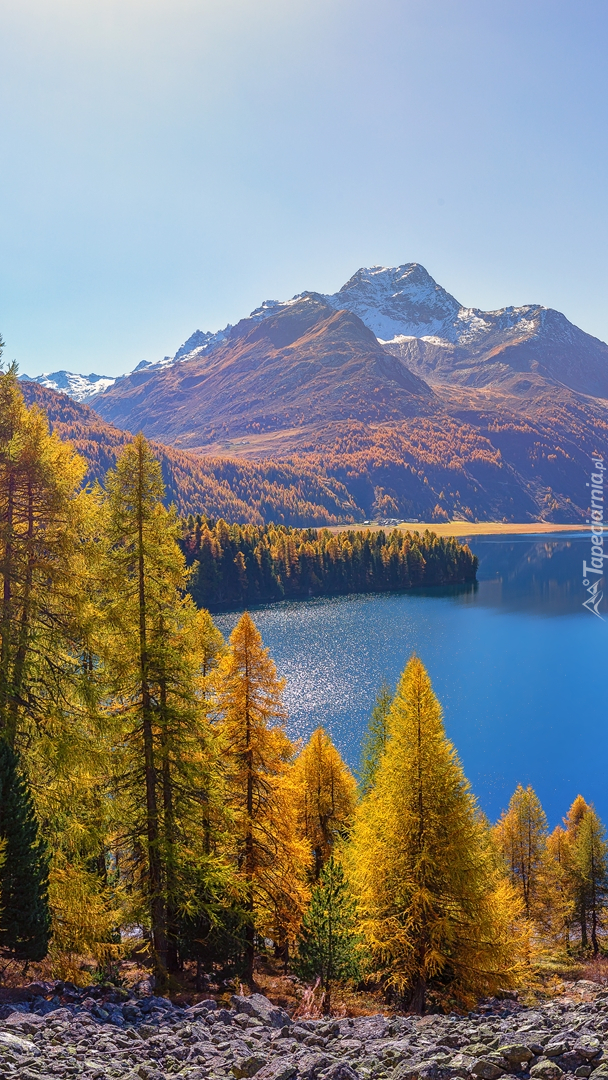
[21, 262, 608, 402]
[20, 369, 117, 402]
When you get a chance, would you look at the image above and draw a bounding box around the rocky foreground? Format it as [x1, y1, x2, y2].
[2, 981, 608, 1080]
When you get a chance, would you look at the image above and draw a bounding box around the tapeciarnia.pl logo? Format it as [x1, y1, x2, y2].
[582, 455, 605, 619]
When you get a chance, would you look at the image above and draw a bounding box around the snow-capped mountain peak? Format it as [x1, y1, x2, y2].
[20, 261, 608, 405]
[324, 263, 462, 341]
[19, 370, 117, 402]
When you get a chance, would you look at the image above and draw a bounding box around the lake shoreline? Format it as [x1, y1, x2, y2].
[328, 521, 602, 539]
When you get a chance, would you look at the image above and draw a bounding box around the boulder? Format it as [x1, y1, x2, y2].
[499, 1044, 535, 1069]
[470, 1059, 505, 1080]
[297, 1052, 333, 1079]
[575, 1039, 603, 1061]
[323, 1065, 360, 1080]
[544, 1043, 569, 1058]
[530, 1062, 564, 1080]
[255, 1062, 298, 1080]
[231, 994, 291, 1029]
[232, 1053, 268, 1078]
[0, 1030, 40, 1055]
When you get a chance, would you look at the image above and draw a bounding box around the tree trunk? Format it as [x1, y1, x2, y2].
[0, 472, 15, 743]
[244, 641, 255, 985]
[591, 842, 599, 957]
[137, 450, 166, 985]
[406, 975, 426, 1014]
[160, 677, 179, 974]
[9, 478, 35, 745]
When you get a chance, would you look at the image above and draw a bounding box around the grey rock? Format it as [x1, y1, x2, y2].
[545, 1043, 569, 1058]
[232, 1053, 269, 1077]
[297, 1051, 332, 1078]
[498, 1044, 535, 1067]
[393, 1062, 429, 1080]
[0, 1031, 39, 1055]
[575, 1039, 603, 1060]
[323, 1064, 360, 1080]
[232, 995, 291, 1030]
[255, 1061, 297, 1080]
[447, 1052, 476, 1077]
[470, 1059, 505, 1079]
[530, 1062, 564, 1080]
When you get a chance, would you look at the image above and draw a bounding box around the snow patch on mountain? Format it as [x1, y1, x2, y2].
[20, 370, 117, 402]
[21, 262, 607, 405]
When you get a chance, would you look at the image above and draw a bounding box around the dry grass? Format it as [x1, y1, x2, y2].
[326, 522, 592, 539]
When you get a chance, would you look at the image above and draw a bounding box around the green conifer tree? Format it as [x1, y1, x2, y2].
[295, 856, 361, 1015]
[0, 739, 50, 960]
[358, 681, 392, 796]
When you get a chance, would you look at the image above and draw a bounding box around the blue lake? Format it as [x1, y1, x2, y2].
[215, 533, 608, 829]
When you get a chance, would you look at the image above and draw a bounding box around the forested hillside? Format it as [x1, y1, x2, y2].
[87, 284, 608, 524]
[2, 367, 608, 1015]
[22, 375, 608, 526]
[20, 381, 360, 524]
[183, 518, 478, 609]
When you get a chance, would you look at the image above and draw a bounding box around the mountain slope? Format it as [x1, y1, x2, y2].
[86, 276, 608, 524]
[93, 294, 433, 444]
[20, 383, 360, 525]
[327, 264, 608, 398]
[168, 262, 608, 398]
[21, 372, 608, 525]
[25, 261, 608, 402]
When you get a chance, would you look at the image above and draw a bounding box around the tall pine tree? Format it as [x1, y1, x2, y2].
[358, 681, 392, 796]
[104, 435, 229, 984]
[292, 727, 357, 879]
[216, 612, 310, 981]
[348, 655, 522, 1012]
[571, 806, 608, 956]
[494, 784, 550, 922]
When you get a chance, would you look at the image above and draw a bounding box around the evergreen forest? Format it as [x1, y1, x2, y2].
[183, 519, 478, 610]
[1, 365, 607, 1015]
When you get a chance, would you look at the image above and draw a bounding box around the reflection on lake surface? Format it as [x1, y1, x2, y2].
[215, 533, 608, 828]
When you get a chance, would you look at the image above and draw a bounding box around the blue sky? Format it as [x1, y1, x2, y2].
[1, 0, 608, 377]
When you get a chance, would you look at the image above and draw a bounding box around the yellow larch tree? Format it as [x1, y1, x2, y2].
[546, 824, 576, 952]
[292, 727, 357, 879]
[0, 366, 114, 971]
[493, 784, 552, 926]
[216, 612, 310, 981]
[103, 435, 230, 985]
[347, 655, 523, 1012]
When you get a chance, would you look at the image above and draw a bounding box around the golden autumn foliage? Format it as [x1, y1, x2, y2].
[4, 373, 608, 1005]
[347, 656, 525, 1011]
[292, 727, 357, 879]
[216, 612, 311, 979]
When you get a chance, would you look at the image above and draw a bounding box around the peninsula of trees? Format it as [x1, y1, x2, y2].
[1, 365, 606, 1014]
[183, 518, 478, 610]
